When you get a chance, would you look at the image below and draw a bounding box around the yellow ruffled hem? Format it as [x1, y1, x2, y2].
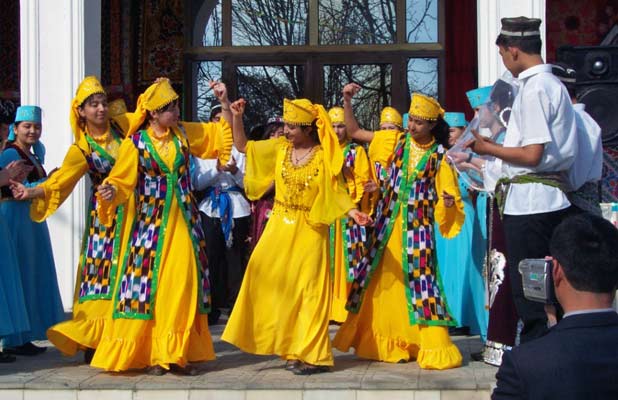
[333, 320, 421, 363]
[91, 322, 215, 372]
[47, 316, 106, 356]
[417, 343, 463, 370]
[217, 117, 233, 166]
[30, 177, 62, 222]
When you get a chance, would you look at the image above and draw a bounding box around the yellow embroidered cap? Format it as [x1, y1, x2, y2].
[108, 98, 128, 117]
[127, 78, 179, 136]
[70, 76, 107, 142]
[283, 98, 317, 126]
[408, 93, 445, 121]
[328, 106, 345, 125]
[141, 78, 179, 111]
[380, 106, 402, 128]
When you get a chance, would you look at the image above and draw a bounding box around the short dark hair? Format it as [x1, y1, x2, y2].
[495, 35, 542, 55]
[550, 214, 618, 293]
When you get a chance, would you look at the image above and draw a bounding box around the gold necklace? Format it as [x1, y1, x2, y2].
[411, 137, 435, 150]
[292, 146, 315, 165]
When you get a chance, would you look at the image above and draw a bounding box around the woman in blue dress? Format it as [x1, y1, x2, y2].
[0, 106, 65, 356]
[434, 112, 488, 340]
[0, 159, 32, 362]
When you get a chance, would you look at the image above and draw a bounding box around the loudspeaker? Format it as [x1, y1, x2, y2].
[557, 45, 618, 145]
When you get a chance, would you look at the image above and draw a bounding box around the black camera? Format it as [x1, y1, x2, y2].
[518, 258, 558, 304]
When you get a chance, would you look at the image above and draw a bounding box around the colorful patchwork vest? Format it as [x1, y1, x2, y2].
[74, 127, 124, 303]
[346, 134, 455, 326]
[113, 130, 210, 320]
[329, 142, 367, 282]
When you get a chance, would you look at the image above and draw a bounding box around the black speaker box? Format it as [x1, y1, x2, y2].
[557, 45, 618, 145]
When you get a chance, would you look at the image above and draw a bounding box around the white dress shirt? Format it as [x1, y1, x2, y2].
[192, 146, 251, 218]
[501, 64, 578, 215]
[566, 103, 603, 191]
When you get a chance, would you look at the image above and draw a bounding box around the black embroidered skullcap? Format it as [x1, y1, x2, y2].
[500, 16, 542, 38]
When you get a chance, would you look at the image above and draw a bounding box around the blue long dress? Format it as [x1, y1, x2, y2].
[0, 216, 30, 340]
[0, 144, 65, 346]
[435, 178, 488, 340]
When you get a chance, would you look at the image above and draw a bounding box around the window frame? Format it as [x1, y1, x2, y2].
[183, 0, 445, 121]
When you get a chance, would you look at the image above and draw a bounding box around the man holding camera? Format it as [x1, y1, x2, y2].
[492, 214, 618, 399]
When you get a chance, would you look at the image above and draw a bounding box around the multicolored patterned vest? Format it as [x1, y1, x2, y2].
[74, 127, 124, 303]
[329, 142, 367, 282]
[346, 134, 455, 326]
[113, 129, 210, 320]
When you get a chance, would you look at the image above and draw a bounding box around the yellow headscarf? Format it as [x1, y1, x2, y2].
[328, 106, 345, 125]
[408, 93, 445, 121]
[283, 98, 343, 181]
[380, 106, 402, 128]
[127, 78, 179, 136]
[70, 76, 106, 142]
[108, 99, 128, 117]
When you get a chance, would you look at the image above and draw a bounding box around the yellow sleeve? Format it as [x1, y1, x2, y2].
[434, 159, 465, 238]
[368, 129, 400, 169]
[244, 136, 285, 200]
[30, 144, 89, 222]
[353, 145, 378, 215]
[97, 138, 139, 227]
[180, 119, 233, 165]
[308, 168, 355, 227]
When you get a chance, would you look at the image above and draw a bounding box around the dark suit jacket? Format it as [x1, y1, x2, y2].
[492, 311, 618, 400]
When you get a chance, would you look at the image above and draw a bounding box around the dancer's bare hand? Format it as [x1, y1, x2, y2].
[9, 180, 30, 200]
[97, 183, 116, 201]
[230, 99, 246, 116]
[209, 81, 229, 103]
[349, 209, 373, 226]
[342, 83, 361, 102]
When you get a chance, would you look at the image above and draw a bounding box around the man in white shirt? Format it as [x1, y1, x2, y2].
[193, 105, 251, 324]
[468, 16, 578, 343]
[552, 62, 603, 215]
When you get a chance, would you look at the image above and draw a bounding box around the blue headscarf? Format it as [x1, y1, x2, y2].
[444, 112, 468, 128]
[9, 105, 46, 163]
[466, 86, 492, 109]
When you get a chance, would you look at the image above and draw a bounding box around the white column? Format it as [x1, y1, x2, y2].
[20, 0, 100, 311]
[477, 0, 546, 86]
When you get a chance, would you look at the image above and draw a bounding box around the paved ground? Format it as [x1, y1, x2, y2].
[0, 324, 498, 399]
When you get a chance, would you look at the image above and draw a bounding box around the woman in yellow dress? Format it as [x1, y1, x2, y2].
[221, 98, 371, 375]
[327, 106, 377, 323]
[10, 77, 132, 363]
[91, 78, 232, 375]
[333, 86, 465, 370]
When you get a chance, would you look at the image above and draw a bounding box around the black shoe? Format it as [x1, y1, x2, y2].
[170, 363, 201, 376]
[208, 309, 222, 325]
[284, 360, 301, 371]
[291, 363, 330, 375]
[0, 352, 16, 363]
[145, 365, 167, 376]
[4, 342, 47, 356]
[448, 326, 471, 336]
[470, 351, 484, 362]
[83, 348, 95, 364]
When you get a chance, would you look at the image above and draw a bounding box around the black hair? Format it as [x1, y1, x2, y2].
[209, 104, 222, 122]
[495, 35, 542, 55]
[549, 213, 618, 293]
[431, 117, 450, 148]
[262, 121, 284, 140]
[79, 92, 107, 109]
[139, 99, 179, 131]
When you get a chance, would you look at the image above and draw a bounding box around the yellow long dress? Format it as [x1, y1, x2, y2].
[329, 142, 375, 323]
[221, 137, 354, 367]
[90, 121, 231, 371]
[34, 119, 131, 356]
[333, 133, 465, 370]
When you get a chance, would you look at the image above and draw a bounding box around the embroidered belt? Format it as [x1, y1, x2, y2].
[495, 172, 567, 217]
[273, 199, 311, 213]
